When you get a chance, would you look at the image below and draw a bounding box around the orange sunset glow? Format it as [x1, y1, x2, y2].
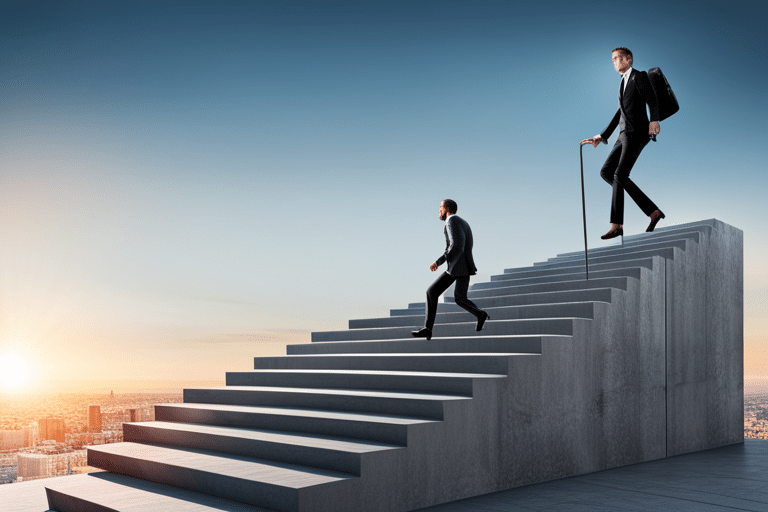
[0, 353, 32, 394]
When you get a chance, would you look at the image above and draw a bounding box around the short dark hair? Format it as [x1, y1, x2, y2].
[442, 199, 458, 214]
[612, 47, 633, 59]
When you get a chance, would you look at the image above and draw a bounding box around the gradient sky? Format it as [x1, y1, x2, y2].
[1, 0, 766, 393]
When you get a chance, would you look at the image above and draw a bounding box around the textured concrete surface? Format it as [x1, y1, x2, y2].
[3, 439, 764, 511]
[640, 220, 744, 456]
[3, 219, 741, 511]
[416, 439, 767, 512]
[1, 472, 267, 512]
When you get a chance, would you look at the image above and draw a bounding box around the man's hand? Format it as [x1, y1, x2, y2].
[649, 121, 660, 136]
[430, 262, 438, 272]
[580, 135, 602, 148]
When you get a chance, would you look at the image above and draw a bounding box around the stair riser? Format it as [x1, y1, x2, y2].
[287, 336, 545, 355]
[44, 473, 278, 512]
[87, 448, 300, 511]
[547, 240, 687, 263]
[313, 319, 574, 342]
[154, 405, 411, 445]
[351, 303, 594, 329]
[454, 277, 629, 301]
[555, 232, 701, 258]
[226, 371, 477, 396]
[252, 355, 512, 374]
[530, 248, 675, 268]
[457, 278, 630, 297]
[490, 258, 654, 281]
[393, 288, 614, 316]
[123, 423, 365, 475]
[45, 489, 118, 512]
[622, 222, 714, 241]
[184, 389, 451, 420]
[502, 248, 674, 274]
[474, 268, 641, 289]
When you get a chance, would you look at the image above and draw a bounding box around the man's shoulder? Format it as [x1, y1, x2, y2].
[448, 215, 471, 231]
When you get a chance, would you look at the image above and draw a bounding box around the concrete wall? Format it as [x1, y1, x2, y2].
[665, 220, 744, 456]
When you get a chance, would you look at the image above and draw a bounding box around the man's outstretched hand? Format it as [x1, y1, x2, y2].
[580, 135, 602, 147]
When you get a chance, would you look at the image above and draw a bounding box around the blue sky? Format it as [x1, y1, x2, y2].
[1, 0, 766, 391]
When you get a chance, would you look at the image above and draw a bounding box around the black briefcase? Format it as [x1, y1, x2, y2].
[648, 67, 679, 121]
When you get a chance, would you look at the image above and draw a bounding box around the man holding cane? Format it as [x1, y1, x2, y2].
[580, 47, 665, 240]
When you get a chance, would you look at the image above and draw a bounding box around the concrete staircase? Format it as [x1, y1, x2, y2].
[44, 219, 743, 512]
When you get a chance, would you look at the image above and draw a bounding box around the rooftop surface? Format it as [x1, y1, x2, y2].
[417, 439, 768, 512]
[1, 439, 766, 511]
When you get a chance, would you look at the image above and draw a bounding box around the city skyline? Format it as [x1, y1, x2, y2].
[1, 0, 766, 394]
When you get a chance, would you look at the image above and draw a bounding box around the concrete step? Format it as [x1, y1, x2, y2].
[312, 317, 577, 343]
[501, 257, 660, 276]
[473, 267, 641, 289]
[390, 288, 616, 316]
[87, 442, 355, 512]
[44, 472, 270, 512]
[622, 219, 716, 241]
[123, 421, 399, 476]
[492, 257, 655, 280]
[287, 334, 566, 355]
[154, 403, 434, 446]
[252, 353, 521, 374]
[451, 277, 631, 302]
[226, 369, 506, 395]
[351, 302, 596, 329]
[523, 248, 677, 270]
[555, 230, 705, 258]
[503, 248, 675, 274]
[183, 386, 470, 420]
[545, 239, 689, 263]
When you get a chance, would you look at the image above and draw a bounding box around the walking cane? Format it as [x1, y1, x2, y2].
[579, 143, 589, 280]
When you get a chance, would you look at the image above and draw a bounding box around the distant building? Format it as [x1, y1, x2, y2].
[88, 405, 102, 433]
[38, 419, 66, 443]
[0, 462, 17, 484]
[100, 407, 153, 431]
[0, 425, 37, 451]
[65, 432, 121, 450]
[17, 451, 87, 481]
[17, 454, 48, 480]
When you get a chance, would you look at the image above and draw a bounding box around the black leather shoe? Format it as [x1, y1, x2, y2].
[412, 328, 432, 340]
[476, 311, 490, 332]
[601, 226, 623, 240]
[646, 210, 665, 232]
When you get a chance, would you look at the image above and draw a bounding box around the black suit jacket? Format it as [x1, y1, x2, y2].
[600, 68, 660, 140]
[435, 215, 477, 277]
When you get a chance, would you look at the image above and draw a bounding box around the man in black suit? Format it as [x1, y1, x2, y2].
[580, 47, 666, 240]
[412, 199, 489, 340]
